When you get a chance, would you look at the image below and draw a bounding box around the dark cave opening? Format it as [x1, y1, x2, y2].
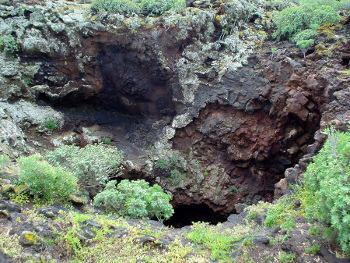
[34, 44, 178, 157]
[164, 204, 228, 228]
[35, 42, 177, 120]
[95, 44, 176, 118]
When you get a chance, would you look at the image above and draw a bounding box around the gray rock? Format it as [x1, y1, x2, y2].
[226, 214, 244, 226]
[0, 209, 10, 220]
[37, 206, 65, 219]
[107, 226, 129, 238]
[0, 0, 10, 5]
[253, 235, 270, 245]
[0, 100, 64, 128]
[0, 57, 19, 78]
[0, 252, 11, 263]
[0, 200, 21, 213]
[234, 203, 248, 214]
[136, 235, 157, 246]
[285, 167, 299, 185]
[19, 231, 39, 247]
[21, 29, 51, 55]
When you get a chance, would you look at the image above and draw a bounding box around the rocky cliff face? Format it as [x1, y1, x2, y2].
[0, 0, 349, 216]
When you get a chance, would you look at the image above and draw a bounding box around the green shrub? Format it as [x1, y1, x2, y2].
[93, 179, 174, 221]
[40, 117, 60, 132]
[0, 35, 19, 55]
[91, 0, 186, 16]
[304, 244, 321, 255]
[18, 154, 77, 203]
[47, 145, 123, 195]
[301, 129, 350, 255]
[278, 251, 296, 263]
[272, 0, 346, 48]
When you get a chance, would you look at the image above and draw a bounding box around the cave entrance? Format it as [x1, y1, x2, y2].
[95, 44, 176, 118]
[35, 43, 178, 161]
[164, 204, 228, 228]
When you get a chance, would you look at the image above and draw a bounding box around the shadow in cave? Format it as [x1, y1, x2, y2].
[96, 44, 176, 118]
[164, 204, 228, 228]
[34, 44, 179, 162]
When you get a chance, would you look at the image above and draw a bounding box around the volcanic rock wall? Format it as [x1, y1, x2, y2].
[0, 0, 349, 214]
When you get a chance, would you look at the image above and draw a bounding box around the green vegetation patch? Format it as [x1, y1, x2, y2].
[0, 234, 22, 258]
[94, 179, 174, 220]
[278, 251, 296, 263]
[18, 154, 77, 203]
[340, 68, 350, 76]
[187, 222, 250, 262]
[91, 0, 186, 16]
[0, 154, 10, 169]
[47, 144, 123, 195]
[40, 117, 60, 133]
[301, 128, 350, 256]
[154, 152, 188, 186]
[272, 0, 347, 49]
[304, 244, 321, 255]
[0, 35, 19, 55]
[54, 211, 203, 262]
[246, 196, 299, 233]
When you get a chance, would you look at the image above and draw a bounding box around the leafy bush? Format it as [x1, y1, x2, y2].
[301, 129, 350, 255]
[93, 179, 174, 221]
[47, 145, 123, 195]
[0, 35, 19, 55]
[18, 154, 77, 203]
[272, 0, 346, 48]
[91, 0, 186, 16]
